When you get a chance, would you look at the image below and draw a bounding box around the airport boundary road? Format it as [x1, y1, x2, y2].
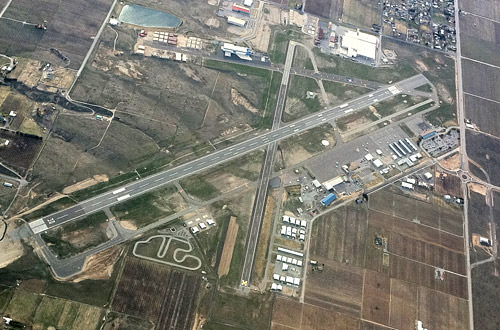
[28, 74, 429, 235]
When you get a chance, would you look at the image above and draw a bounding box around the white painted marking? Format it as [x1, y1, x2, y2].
[344, 109, 354, 113]
[339, 103, 349, 108]
[117, 194, 131, 201]
[112, 188, 126, 194]
[318, 114, 323, 117]
[368, 94, 374, 97]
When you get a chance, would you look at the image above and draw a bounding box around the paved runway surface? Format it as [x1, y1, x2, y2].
[29, 74, 428, 235]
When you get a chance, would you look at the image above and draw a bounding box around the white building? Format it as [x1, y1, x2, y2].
[221, 43, 253, 60]
[341, 29, 378, 60]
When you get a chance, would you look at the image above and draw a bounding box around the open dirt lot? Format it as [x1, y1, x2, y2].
[465, 94, 500, 138]
[112, 257, 201, 329]
[305, 0, 344, 20]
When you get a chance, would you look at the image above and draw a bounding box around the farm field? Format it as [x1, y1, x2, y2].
[466, 131, 500, 187]
[465, 94, 500, 138]
[112, 257, 201, 330]
[342, 0, 381, 30]
[304, 0, 344, 20]
[299, 185, 468, 328]
[0, 0, 114, 69]
[462, 59, 500, 103]
[459, 14, 500, 67]
[209, 291, 273, 330]
[459, 0, 500, 22]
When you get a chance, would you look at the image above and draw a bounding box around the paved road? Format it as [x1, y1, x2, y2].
[240, 41, 296, 287]
[29, 74, 428, 236]
[454, 2, 474, 329]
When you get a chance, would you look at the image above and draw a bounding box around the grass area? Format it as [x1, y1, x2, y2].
[373, 95, 426, 117]
[0, 245, 119, 307]
[415, 84, 434, 93]
[425, 103, 457, 126]
[269, 28, 304, 64]
[280, 123, 334, 155]
[252, 189, 279, 286]
[313, 48, 417, 83]
[204, 59, 272, 79]
[284, 75, 322, 122]
[399, 123, 415, 138]
[111, 185, 179, 228]
[322, 81, 371, 105]
[33, 296, 66, 328]
[24, 197, 77, 221]
[257, 71, 282, 129]
[180, 176, 219, 201]
[70, 172, 139, 201]
[211, 291, 273, 330]
[0, 288, 13, 313]
[203, 59, 281, 130]
[292, 46, 314, 70]
[41, 211, 109, 258]
[4, 289, 41, 323]
[203, 189, 255, 287]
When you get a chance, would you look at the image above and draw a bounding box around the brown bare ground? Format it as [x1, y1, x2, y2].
[439, 153, 461, 171]
[368, 210, 464, 253]
[301, 303, 360, 330]
[469, 182, 487, 195]
[272, 297, 303, 329]
[417, 286, 469, 330]
[218, 216, 239, 277]
[231, 88, 260, 114]
[435, 171, 463, 197]
[253, 190, 278, 285]
[62, 174, 109, 194]
[0, 221, 24, 268]
[389, 231, 466, 275]
[71, 246, 122, 282]
[361, 270, 390, 325]
[119, 220, 137, 231]
[304, 259, 363, 317]
[389, 279, 417, 329]
[389, 254, 468, 298]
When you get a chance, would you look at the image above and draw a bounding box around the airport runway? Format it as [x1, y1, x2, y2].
[29, 74, 428, 235]
[240, 42, 296, 286]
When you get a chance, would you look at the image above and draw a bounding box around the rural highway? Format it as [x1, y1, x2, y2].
[240, 41, 296, 287]
[29, 74, 429, 235]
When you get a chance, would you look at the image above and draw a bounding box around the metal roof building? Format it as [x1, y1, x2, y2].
[341, 29, 378, 60]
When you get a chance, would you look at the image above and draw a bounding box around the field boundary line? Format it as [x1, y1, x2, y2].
[367, 208, 465, 239]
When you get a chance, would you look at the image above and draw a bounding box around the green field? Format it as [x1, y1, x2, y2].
[4, 289, 41, 323]
[111, 185, 179, 228]
[269, 28, 304, 64]
[210, 291, 273, 330]
[284, 75, 322, 122]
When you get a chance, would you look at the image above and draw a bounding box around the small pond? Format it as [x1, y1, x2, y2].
[118, 4, 182, 28]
